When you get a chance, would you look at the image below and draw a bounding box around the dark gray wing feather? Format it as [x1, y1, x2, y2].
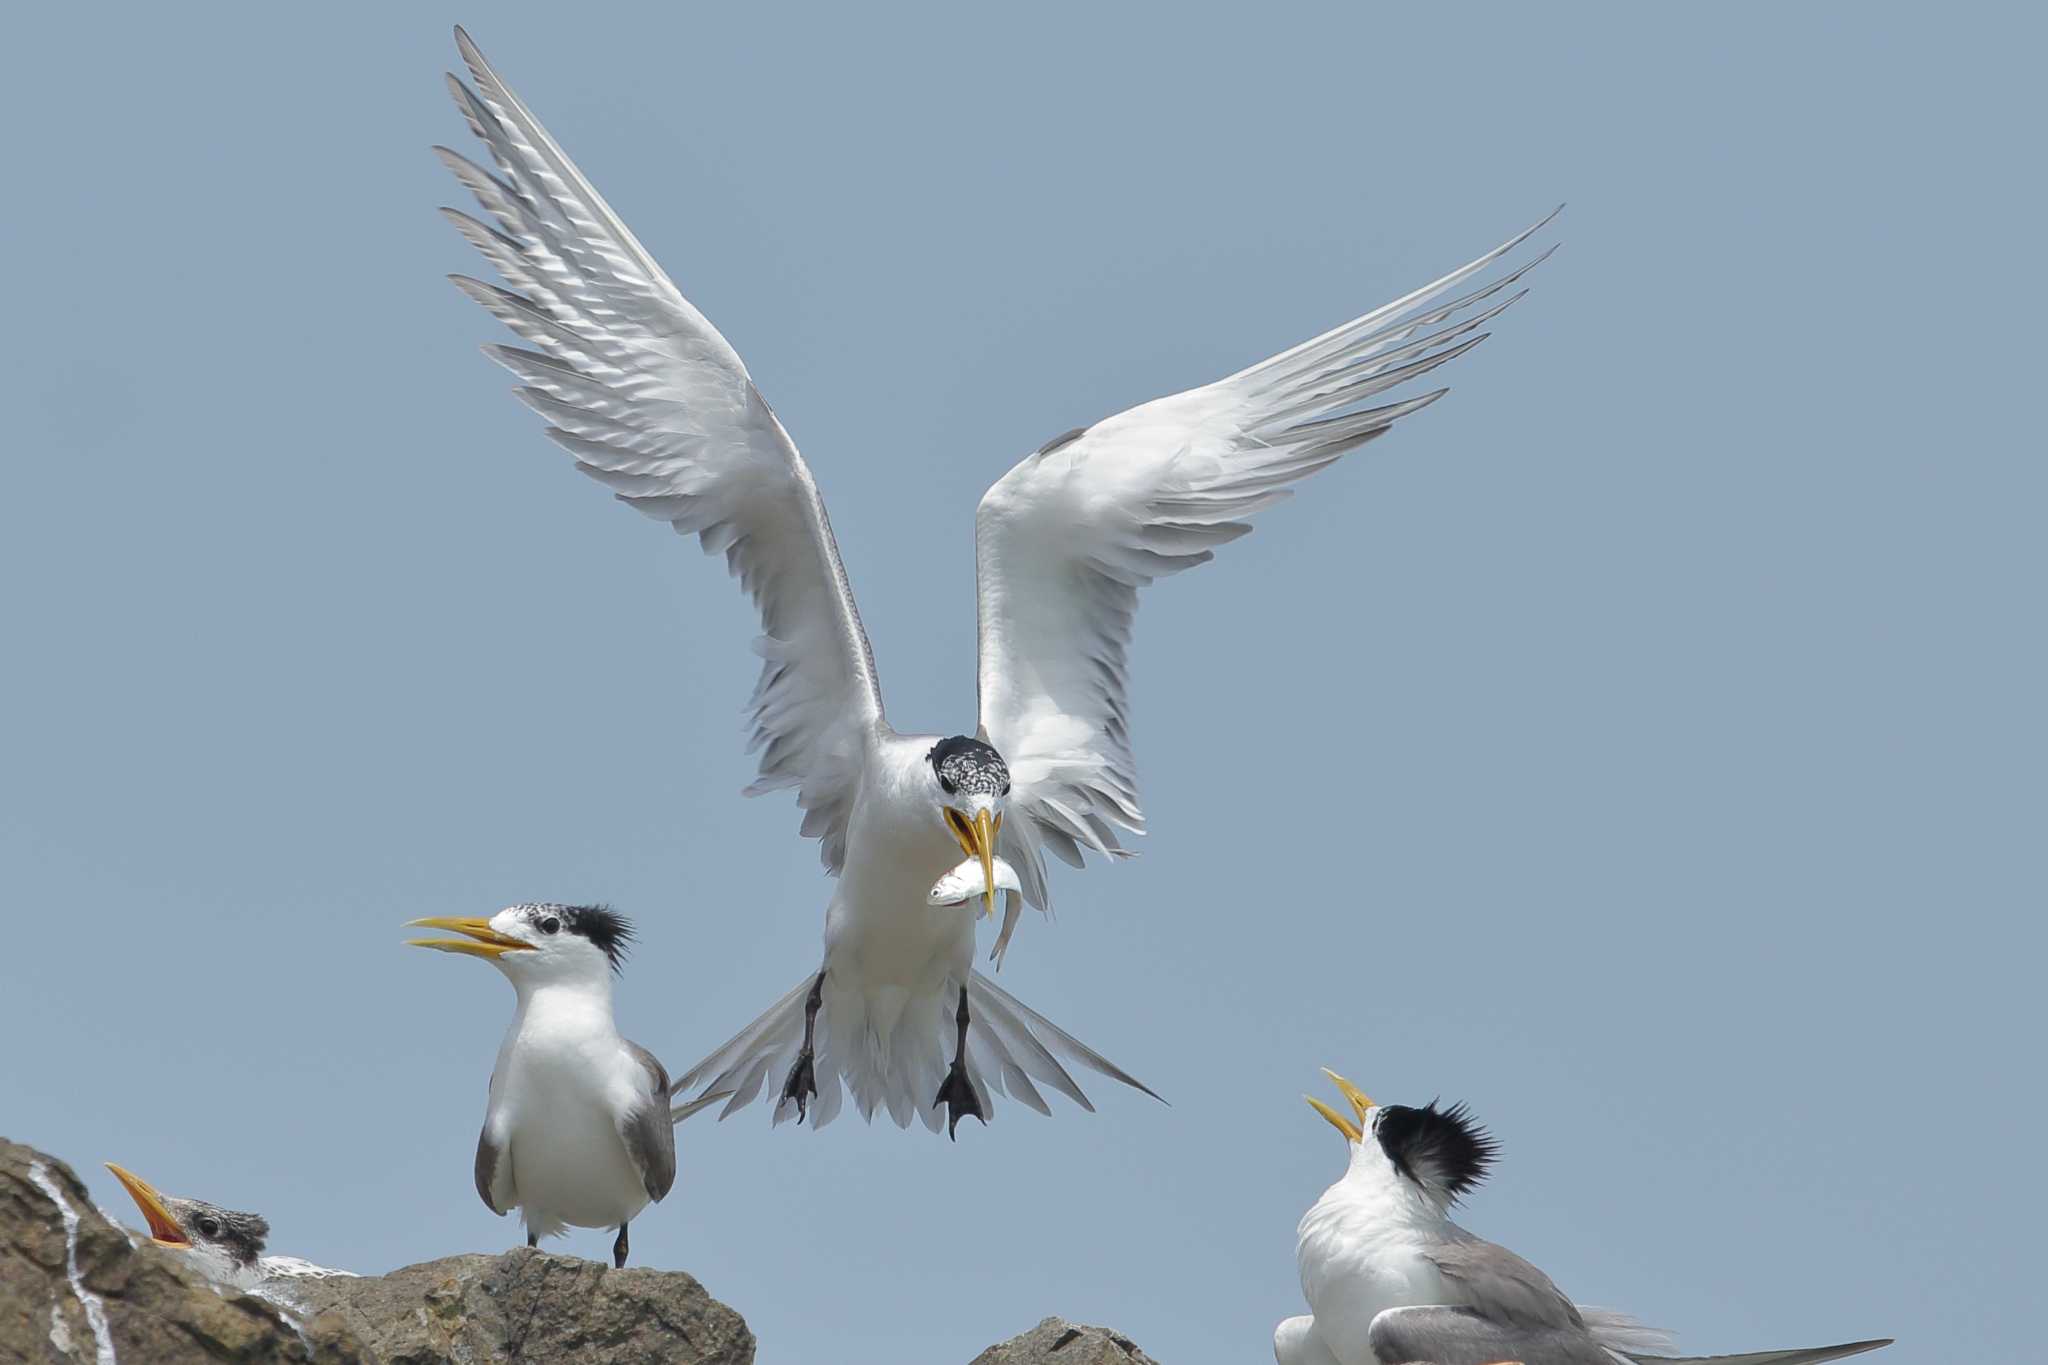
[619, 1041, 677, 1203]
[1425, 1234, 1586, 1329]
[1629, 1344, 1892, 1365]
[474, 1122, 513, 1214]
[1368, 1305, 1613, 1365]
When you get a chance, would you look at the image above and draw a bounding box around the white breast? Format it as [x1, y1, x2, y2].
[1295, 1180, 1452, 1359]
[495, 997, 650, 1237]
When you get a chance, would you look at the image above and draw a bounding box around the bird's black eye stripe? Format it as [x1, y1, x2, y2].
[539, 916, 560, 935]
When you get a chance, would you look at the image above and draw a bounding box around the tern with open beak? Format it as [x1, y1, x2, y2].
[433, 27, 1555, 1137]
[1277, 1071, 1894, 1365]
[407, 903, 723, 1267]
[102, 1163, 353, 1294]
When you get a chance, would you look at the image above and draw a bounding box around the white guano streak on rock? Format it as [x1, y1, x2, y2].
[28, 1161, 119, 1365]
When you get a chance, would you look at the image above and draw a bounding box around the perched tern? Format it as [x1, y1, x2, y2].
[102, 1163, 353, 1293]
[1277, 1071, 1893, 1365]
[435, 28, 1556, 1136]
[408, 903, 716, 1266]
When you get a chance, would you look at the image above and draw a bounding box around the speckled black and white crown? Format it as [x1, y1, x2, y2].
[166, 1198, 271, 1268]
[929, 735, 1010, 798]
[510, 902, 635, 973]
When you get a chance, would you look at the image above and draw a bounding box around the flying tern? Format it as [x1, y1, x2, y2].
[102, 1163, 353, 1293]
[408, 903, 721, 1266]
[435, 27, 1557, 1136]
[1277, 1071, 1893, 1365]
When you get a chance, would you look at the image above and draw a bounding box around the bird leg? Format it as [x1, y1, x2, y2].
[526, 1232, 537, 1249]
[780, 968, 826, 1122]
[932, 983, 987, 1140]
[612, 1222, 629, 1269]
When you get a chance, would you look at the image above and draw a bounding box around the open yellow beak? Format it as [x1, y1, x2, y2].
[104, 1163, 188, 1248]
[1304, 1067, 1375, 1144]
[944, 807, 1003, 919]
[405, 916, 535, 960]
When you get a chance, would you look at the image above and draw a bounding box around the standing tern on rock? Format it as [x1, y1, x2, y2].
[408, 903, 723, 1267]
[1277, 1071, 1894, 1365]
[434, 27, 1558, 1136]
[102, 1163, 354, 1294]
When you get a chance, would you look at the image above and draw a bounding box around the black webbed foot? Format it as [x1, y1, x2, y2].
[933, 1059, 987, 1140]
[782, 1048, 819, 1123]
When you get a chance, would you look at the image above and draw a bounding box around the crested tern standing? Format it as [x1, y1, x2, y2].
[408, 903, 715, 1267]
[1278, 1071, 1893, 1365]
[102, 1163, 354, 1293]
[434, 27, 1557, 1136]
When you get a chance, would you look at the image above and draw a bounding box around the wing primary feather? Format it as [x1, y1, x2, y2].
[439, 29, 886, 870]
[976, 210, 1557, 921]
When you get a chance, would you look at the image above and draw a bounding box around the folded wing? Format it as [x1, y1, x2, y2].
[975, 212, 1559, 911]
[439, 27, 885, 870]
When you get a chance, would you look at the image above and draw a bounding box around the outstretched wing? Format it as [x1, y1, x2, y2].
[439, 28, 885, 870]
[974, 213, 1557, 912]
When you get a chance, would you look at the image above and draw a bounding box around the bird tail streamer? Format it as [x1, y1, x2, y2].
[1620, 1343, 1893, 1365]
[670, 970, 1160, 1132]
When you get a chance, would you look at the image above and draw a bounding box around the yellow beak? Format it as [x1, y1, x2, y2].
[104, 1163, 188, 1248]
[1305, 1067, 1375, 1144]
[405, 916, 535, 960]
[945, 807, 1004, 919]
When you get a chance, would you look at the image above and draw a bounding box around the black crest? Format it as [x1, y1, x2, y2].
[168, 1197, 270, 1268]
[929, 736, 1010, 798]
[1373, 1101, 1499, 1204]
[521, 902, 635, 973]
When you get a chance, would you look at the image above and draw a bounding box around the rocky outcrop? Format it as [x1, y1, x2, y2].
[286, 1250, 753, 1364]
[6, 1139, 1149, 1364]
[1, 1138, 366, 1363]
[971, 1316, 1161, 1365]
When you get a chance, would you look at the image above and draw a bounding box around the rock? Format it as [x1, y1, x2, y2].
[971, 1316, 1161, 1365]
[1, 1137, 367, 1364]
[288, 1249, 755, 1365]
[8, 1139, 1145, 1365]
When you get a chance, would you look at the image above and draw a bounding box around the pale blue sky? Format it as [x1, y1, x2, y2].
[2, 4, 2038, 1362]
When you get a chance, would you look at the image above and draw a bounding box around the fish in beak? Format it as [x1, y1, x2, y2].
[1305, 1068, 1375, 1144]
[405, 917, 536, 960]
[928, 854, 1023, 910]
[943, 806, 1003, 918]
[104, 1163, 188, 1248]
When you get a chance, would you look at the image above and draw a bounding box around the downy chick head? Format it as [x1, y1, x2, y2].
[407, 902, 633, 988]
[928, 735, 1010, 918]
[104, 1163, 270, 1274]
[1306, 1068, 1500, 1213]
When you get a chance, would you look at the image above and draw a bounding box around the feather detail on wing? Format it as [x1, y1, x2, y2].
[975, 211, 1559, 910]
[439, 27, 884, 870]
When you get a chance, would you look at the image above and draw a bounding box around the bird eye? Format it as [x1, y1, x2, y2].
[938, 774, 957, 795]
[1001, 780, 1011, 796]
[539, 916, 560, 935]
[197, 1217, 219, 1237]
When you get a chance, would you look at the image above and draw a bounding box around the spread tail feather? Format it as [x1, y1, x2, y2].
[1626, 1340, 1893, 1365]
[670, 968, 1160, 1131]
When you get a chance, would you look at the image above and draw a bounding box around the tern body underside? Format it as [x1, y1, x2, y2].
[479, 986, 673, 1237]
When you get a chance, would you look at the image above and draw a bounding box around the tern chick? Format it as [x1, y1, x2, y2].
[102, 1163, 352, 1292]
